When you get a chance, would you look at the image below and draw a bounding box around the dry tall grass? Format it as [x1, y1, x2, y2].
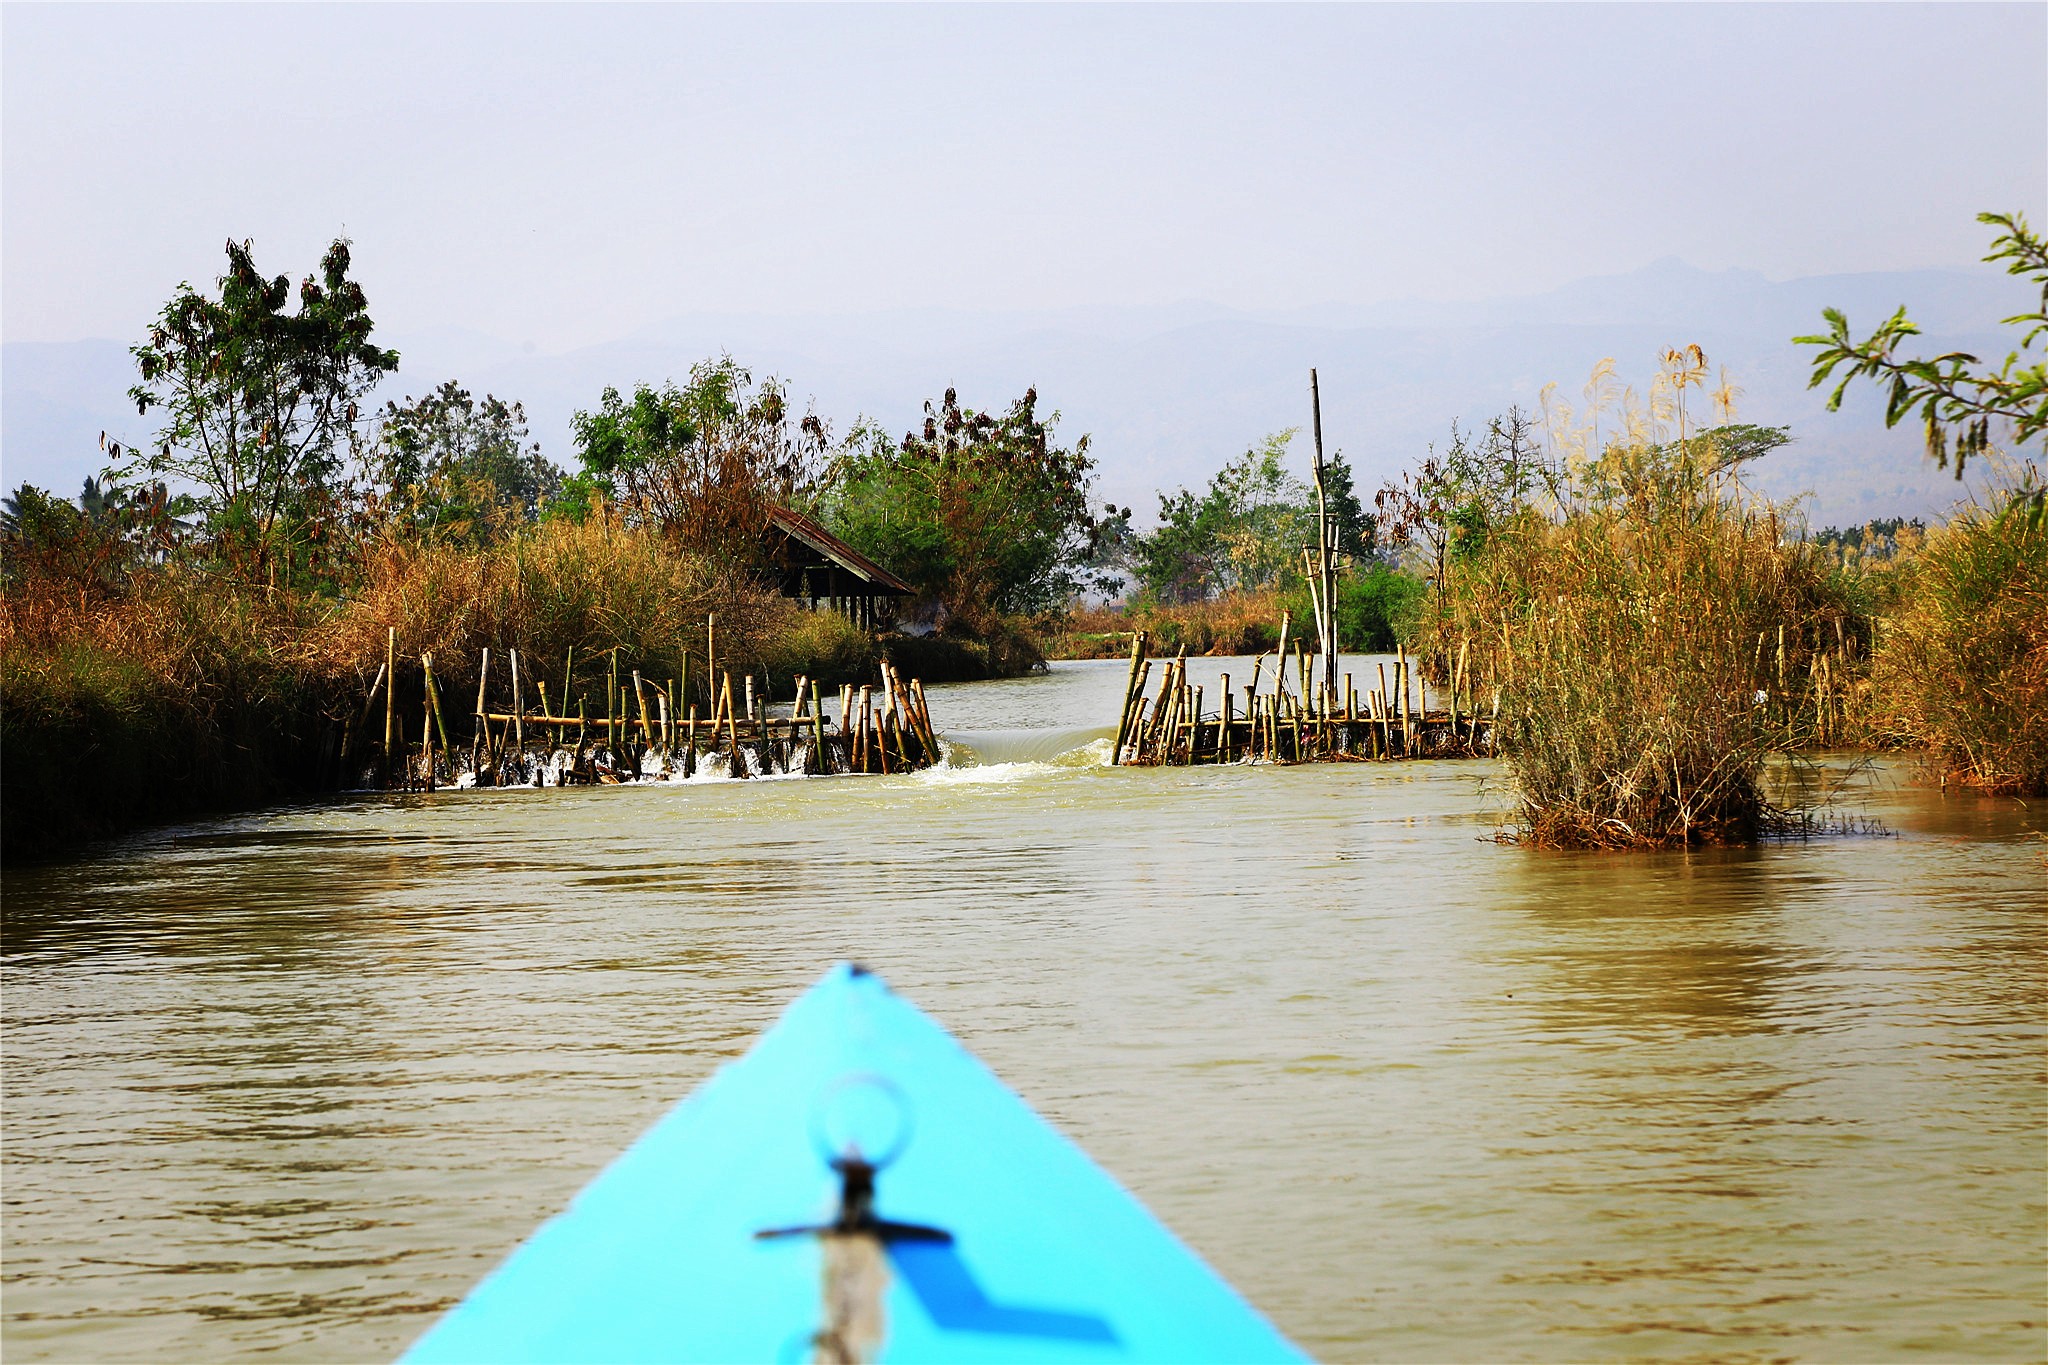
[1435, 443, 1860, 848]
[1, 517, 800, 858]
[1047, 590, 1288, 659]
[320, 518, 783, 707]
[1869, 477, 2047, 794]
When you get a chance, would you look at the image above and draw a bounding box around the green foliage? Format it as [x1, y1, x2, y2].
[1131, 484, 1233, 603]
[375, 382, 562, 545]
[2, 478, 193, 592]
[757, 608, 881, 691]
[1284, 565, 1426, 652]
[0, 565, 335, 862]
[1429, 438, 1864, 847]
[569, 357, 831, 562]
[1375, 408, 1541, 624]
[823, 387, 1104, 629]
[1128, 430, 1369, 604]
[1872, 468, 2047, 793]
[1681, 422, 1793, 472]
[1806, 517, 1926, 559]
[1798, 211, 2048, 479]
[1319, 453, 1376, 559]
[125, 237, 398, 577]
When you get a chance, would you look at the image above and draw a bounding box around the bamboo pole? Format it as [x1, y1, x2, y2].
[705, 615, 717, 709]
[1112, 631, 1149, 764]
[1398, 650, 1414, 753]
[1310, 368, 1338, 697]
[1120, 660, 1153, 763]
[560, 646, 575, 733]
[910, 678, 937, 763]
[855, 687, 874, 773]
[721, 673, 747, 778]
[1217, 673, 1232, 764]
[383, 626, 397, 788]
[419, 653, 435, 791]
[344, 661, 387, 784]
[511, 649, 527, 763]
[473, 647, 491, 768]
[810, 681, 828, 775]
[423, 653, 452, 755]
[1273, 611, 1292, 698]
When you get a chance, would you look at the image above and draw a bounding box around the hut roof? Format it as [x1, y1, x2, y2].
[764, 506, 914, 597]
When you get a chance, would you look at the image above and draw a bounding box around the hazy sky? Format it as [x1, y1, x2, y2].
[4, 2, 2044, 351]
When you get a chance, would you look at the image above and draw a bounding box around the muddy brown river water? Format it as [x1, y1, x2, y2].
[3, 657, 2044, 1362]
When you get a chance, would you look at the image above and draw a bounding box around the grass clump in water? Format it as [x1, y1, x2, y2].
[1437, 439, 1860, 849]
[1868, 466, 2047, 795]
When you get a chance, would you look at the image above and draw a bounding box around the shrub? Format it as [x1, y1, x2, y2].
[1870, 475, 2047, 793]
[1436, 442, 1862, 848]
[0, 565, 336, 859]
[319, 517, 780, 714]
[1281, 566, 1427, 653]
[758, 606, 880, 692]
[1045, 590, 1288, 659]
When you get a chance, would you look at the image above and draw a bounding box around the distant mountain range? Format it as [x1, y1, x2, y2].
[5, 257, 2033, 527]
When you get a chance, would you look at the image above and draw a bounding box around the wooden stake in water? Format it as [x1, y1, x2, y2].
[722, 673, 747, 778]
[1219, 673, 1233, 764]
[511, 649, 527, 763]
[1274, 611, 1292, 697]
[1309, 368, 1338, 700]
[810, 681, 828, 775]
[419, 652, 435, 790]
[1112, 631, 1148, 765]
[705, 615, 717, 708]
[383, 626, 397, 788]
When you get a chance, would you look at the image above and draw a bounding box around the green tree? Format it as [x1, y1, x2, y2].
[1, 477, 190, 592]
[1375, 408, 1541, 622]
[1798, 211, 2047, 479]
[567, 356, 830, 562]
[1131, 484, 1233, 603]
[1127, 430, 1330, 603]
[1319, 452, 1378, 560]
[124, 237, 398, 576]
[824, 387, 1104, 629]
[375, 381, 562, 544]
[1210, 429, 1314, 590]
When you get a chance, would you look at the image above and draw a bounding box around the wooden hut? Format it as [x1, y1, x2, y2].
[761, 506, 914, 631]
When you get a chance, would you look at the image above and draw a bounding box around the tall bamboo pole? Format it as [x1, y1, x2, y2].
[1310, 368, 1338, 706]
[511, 649, 527, 761]
[705, 615, 717, 708]
[1219, 675, 1233, 763]
[1111, 630, 1149, 764]
[382, 627, 397, 788]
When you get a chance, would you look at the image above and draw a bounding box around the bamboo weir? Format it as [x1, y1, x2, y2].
[351, 625, 943, 791]
[1110, 624, 1497, 767]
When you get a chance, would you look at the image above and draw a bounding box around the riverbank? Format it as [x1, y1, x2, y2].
[0, 518, 1046, 863]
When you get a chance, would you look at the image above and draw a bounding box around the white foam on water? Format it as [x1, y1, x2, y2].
[940, 726, 1115, 768]
[916, 758, 1060, 786]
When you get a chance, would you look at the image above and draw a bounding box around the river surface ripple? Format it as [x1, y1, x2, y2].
[3, 658, 2044, 1363]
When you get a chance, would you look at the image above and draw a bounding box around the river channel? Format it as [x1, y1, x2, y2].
[4, 657, 2044, 1362]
